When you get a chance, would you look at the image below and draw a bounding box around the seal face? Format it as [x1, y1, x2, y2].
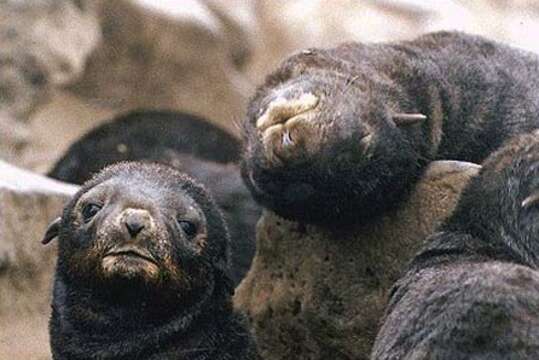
[43, 162, 257, 360]
[241, 51, 425, 225]
[58, 163, 218, 297]
[48, 109, 259, 286]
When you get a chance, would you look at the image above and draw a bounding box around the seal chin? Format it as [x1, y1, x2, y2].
[102, 245, 160, 280]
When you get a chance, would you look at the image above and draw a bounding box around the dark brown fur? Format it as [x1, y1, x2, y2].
[44, 162, 258, 360]
[49, 110, 260, 285]
[241, 31, 539, 224]
[371, 132, 539, 359]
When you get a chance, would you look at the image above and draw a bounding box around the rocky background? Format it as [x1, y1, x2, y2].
[2, 0, 539, 359]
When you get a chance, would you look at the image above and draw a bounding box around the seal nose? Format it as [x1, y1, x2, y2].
[256, 92, 319, 132]
[125, 219, 144, 237]
[121, 209, 152, 238]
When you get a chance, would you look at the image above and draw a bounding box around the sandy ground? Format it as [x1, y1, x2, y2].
[1, 315, 51, 360]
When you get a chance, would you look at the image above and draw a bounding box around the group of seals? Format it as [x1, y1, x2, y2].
[241, 31, 539, 224]
[43, 162, 258, 359]
[372, 132, 539, 359]
[49, 110, 260, 285]
[41, 31, 539, 359]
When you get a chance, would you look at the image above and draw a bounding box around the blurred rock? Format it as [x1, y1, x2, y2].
[234, 160, 480, 360]
[0, 111, 31, 164]
[246, 0, 539, 82]
[68, 0, 253, 134]
[0, 160, 78, 360]
[22, 91, 114, 173]
[0, 0, 99, 119]
[8, 0, 254, 171]
[0, 0, 100, 163]
[47, 109, 260, 285]
[12, 0, 539, 174]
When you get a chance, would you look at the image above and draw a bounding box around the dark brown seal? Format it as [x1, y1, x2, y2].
[48, 109, 260, 285]
[241, 31, 539, 224]
[371, 132, 539, 359]
[43, 162, 258, 360]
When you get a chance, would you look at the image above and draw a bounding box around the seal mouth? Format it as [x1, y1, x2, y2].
[104, 245, 157, 265]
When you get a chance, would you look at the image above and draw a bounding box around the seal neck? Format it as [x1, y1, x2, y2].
[51, 271, 232, 359]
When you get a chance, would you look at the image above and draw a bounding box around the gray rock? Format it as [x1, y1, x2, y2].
[0, 0, 99, 119]
[0, 0, 100, 163]
[67, 0, 252, 134]
[13, 0, 254, 172]
[0, 160, 78, 360]
[234, 160, 480, 360]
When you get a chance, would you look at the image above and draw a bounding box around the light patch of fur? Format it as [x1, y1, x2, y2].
[256, 93, 319, 131]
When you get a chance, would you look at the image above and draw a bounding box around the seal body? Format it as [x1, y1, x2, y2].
[49, 110, 241, 182]
[241, 31, 539, 224]
[44, 162, 258, 360]
[49, 110, 260, 285]
[371, 133, 539, 359]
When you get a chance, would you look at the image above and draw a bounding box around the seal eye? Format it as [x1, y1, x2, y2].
[82, 203, 102, 223]
[177, 220, 197, 238]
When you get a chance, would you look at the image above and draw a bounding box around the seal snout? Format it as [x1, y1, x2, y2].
[119, 208, 154, 238]
[256, 92, 319, 132]
[123, 208, 152, 238]
[256, 92, 321, 165]
[100, 207, 162, 278]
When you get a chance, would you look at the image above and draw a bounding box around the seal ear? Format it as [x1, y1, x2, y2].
[392, 113, 427, 126]
[42, 217, 62, 245]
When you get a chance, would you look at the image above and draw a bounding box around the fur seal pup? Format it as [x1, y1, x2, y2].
[43, 162, 258, 360]
[49, 109, 260, 286]
[49, 110, 241, 183]
[241, 31, 539, 224]
[371, 132, 539, 359]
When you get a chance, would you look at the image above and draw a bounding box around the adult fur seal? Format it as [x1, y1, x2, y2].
[371, 132, 539, 359]
[43, 162, 258, 360]
[49, 109, 260, 286]
[241, 31, 539, 224]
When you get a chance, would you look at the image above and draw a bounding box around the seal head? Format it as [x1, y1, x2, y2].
[45, 162, 232, 302]
[241, 49, 427, 224]
[43, 163, 259, 360]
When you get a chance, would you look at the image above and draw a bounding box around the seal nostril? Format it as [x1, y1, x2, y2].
[125, 220, 145, 237]
[282, 130, 294, 147]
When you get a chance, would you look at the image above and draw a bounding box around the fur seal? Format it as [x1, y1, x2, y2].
[43, 162, 258, 360]
[49, 109, 260, 285]
[49, 110, 241, 182]
[241, 31, 539, 224]
[371, 132, 539, 359]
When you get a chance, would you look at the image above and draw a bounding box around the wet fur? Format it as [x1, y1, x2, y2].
[49, 110, 260, 285]
[48, 163, 258, 360]
[371, 133, 539, 359]
[242, 31, 539, 224]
